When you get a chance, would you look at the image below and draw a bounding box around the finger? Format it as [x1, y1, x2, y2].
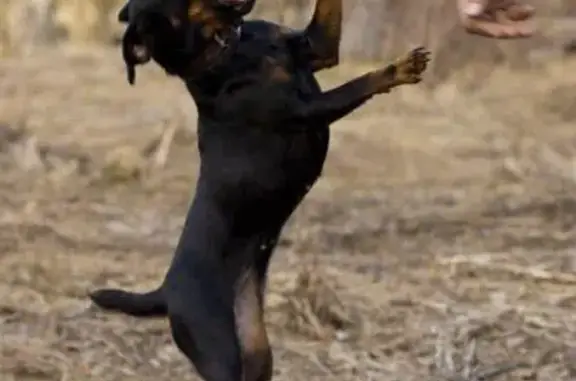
[464, 18, 533, 38]
[486, 0, 535, 20]
[494, 9, 534, 36]
[494, 8, 512, 25]
[506, 3, 535, 21]
[457, 0, 489, 17]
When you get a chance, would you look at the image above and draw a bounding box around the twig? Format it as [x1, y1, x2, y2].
[150, 122, 178, 170]
[462, 339, 477, 380]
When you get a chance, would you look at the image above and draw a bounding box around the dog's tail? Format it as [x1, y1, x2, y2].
[89, 287, 167, 317]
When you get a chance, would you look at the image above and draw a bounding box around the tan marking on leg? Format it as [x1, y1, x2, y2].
[235, 269, 272, 381]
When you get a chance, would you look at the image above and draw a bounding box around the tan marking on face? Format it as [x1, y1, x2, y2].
[188, 0, 225, 38]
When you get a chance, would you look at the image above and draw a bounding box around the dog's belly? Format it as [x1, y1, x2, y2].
[200, 124, 329, 229]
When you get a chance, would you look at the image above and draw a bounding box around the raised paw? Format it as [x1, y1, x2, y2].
[392, 47, 431, 85]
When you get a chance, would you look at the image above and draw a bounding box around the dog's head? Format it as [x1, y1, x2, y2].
[119, 0, 255, 84]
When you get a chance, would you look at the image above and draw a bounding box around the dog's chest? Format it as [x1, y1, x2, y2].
[230, 34, 295, 77]
[262, 55, 292, 84]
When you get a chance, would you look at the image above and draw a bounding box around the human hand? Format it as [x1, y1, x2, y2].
[458, 0, 535, 38]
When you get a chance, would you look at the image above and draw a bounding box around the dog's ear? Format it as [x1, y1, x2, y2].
[121, 24, 151, 85]
[122, 26, 138, 85]
[118, 2, 130, 23]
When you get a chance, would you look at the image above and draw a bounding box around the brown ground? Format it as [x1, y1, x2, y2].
[1, 45, 576, 381]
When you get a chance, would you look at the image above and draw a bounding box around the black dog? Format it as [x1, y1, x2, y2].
[90, 1, 430, 380]
[92, 0, 343, 317]
[92, 0, 342, 314]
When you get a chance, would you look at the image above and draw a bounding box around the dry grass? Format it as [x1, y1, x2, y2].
[2, 36, 576, 381]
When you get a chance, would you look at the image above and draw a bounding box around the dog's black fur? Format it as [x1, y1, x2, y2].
[92, 0, 343, 319]
[90, 1, 430, 380]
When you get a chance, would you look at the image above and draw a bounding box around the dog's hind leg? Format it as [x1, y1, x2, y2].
[167, 265, 243, 381]
[234, 267, 273, 381]
[164, 193, 244, 381]
[87, 234, 277, 320]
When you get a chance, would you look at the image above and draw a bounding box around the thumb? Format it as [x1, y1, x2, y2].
[458, 0, 489, 17]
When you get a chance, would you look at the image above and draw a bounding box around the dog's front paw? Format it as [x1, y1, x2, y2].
[391, 47, 431, 85]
